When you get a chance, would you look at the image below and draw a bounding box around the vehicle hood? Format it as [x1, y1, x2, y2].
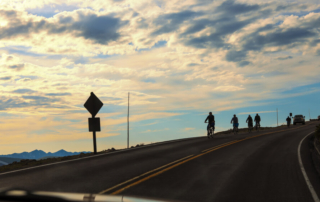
[0, 189, 184, 202]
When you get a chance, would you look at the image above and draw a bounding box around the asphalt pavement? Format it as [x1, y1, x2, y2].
[0, 122, 319, 202]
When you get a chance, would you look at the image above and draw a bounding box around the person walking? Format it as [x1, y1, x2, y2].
[286, 116, 291, 127]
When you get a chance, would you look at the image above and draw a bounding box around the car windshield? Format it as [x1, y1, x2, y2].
[1, 1, 320, 202]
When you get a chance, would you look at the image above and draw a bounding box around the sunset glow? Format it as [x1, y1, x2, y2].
[1, 0, 320, 154]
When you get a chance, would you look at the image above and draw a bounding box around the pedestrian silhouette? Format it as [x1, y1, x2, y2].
[286, 116, 291, 127]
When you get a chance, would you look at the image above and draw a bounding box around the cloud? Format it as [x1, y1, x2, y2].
[184, 127, 195, 131]
[216, 0, 260, 15]
[141, 121, 158, 126]
[242, 28, 317, 51]
[140, 128, 169, 133]
[0, 9, 128, 45]
[277, 56, 293, 60]
[0, 76, 11, 80]
[68, 13, 127, 44]
[214, 86, 245, 92]
[45, 93, 72, 96]
[151, 10, 202, 36]
[12, 89, 36, 94]
[238, 111, 276, 115]
[8, 64, 25, 71]
[225, 50, 247, 62]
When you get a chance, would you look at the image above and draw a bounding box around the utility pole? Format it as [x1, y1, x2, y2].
[276, 108, 278, 126]
[127, 92, 130, 149]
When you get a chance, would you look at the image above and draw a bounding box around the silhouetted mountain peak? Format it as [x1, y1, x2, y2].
[0, 150, 90, 160]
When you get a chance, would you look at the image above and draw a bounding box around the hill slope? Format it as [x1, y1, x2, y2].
[0, 157, 23, 166]
[0, 150, 90, 160]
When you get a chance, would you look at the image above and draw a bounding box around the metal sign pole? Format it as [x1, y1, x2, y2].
[93, 131, 97, 154]
[92, 114, 97, 154]
[84, 92, 103, 155]
[127, 92, 130, 149]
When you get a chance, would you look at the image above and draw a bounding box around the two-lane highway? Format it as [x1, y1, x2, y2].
[1, 122, 320, 202]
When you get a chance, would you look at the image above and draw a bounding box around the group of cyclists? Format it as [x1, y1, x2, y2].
[204, 112, 261, 138]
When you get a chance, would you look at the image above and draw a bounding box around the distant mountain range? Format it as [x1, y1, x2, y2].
[0, 150, 91, 160]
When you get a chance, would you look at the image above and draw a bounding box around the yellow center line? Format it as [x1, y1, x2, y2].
[203, 140, 244, 153]
[202, 140, 240, 152]
[103, 123, 314, 195]
[98, 154, 194, 194]
[110, 139, 247, 195]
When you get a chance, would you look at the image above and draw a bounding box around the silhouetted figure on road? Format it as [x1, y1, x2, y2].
[205, 112, 215, 137]
[231, 114, 239, 134]
[246, 115, 253, 130]
[286, 116, 291, 127]
[255, 113, 261, 125]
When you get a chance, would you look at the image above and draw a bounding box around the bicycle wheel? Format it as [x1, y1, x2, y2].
[211, 127, 214, 137]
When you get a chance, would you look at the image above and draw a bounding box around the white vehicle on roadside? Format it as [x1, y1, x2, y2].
[293, 115, 305, 125]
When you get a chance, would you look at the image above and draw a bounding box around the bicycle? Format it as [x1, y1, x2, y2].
[205, 122, 215, 138]
[208, 125, 214, 138]
[233, 123, 239, 135]
[255, 122, 260, 131]
[248, 123, 253, 133]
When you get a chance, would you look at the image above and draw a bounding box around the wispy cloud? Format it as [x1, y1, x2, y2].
[140, 128, 169, 133]
[238, 111, 277, 115]
[184, 128, 195, 131]
[141, 121, 158, 126]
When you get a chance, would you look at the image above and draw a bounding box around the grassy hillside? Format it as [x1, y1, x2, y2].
[38, 156, 59, 160]
[0, 157, 23, 164]
[0, 152, 95, 173]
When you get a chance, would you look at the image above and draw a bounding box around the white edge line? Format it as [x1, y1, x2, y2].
[0, 136, 201, 176]
[298, 131, 320, 202]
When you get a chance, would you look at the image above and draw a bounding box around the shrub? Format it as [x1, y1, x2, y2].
[315, 124, 320, 142]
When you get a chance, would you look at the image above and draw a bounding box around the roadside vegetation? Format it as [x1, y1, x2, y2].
[315, 124, 320, 143]
[0, 152, 94, 173]
[0, 144, 146, 174]
[216, 126, 279, 135]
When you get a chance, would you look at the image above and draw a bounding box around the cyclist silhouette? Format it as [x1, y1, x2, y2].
[246, 115, 253, 131]
[231, 114, 239, 134]
[255, 113, 261, 129]
[205, 112, 215, 138]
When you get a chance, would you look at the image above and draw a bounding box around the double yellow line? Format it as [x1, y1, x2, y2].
[99, 123, 313, 195]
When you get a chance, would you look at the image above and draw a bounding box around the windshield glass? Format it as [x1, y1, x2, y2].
[1, 0, 320, 202]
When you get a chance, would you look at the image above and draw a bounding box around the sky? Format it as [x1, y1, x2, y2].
[0, 0, 320, 154]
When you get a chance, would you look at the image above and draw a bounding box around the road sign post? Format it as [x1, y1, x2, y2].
[84, 92, 103, 154]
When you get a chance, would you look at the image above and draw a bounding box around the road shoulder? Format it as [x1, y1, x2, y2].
[300, 132, 320, 201]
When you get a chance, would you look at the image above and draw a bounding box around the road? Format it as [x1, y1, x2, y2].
[1, 122, 320, 202]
